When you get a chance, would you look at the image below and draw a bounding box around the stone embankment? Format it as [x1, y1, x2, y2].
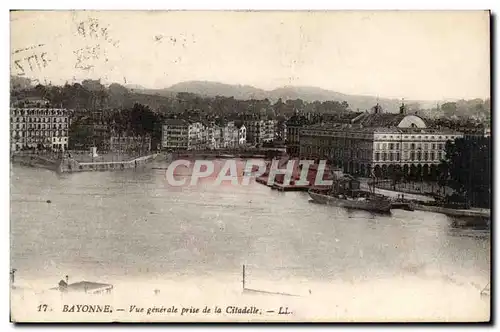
[58, 153, 159, 173]
[11, 152, 159, 173]
[11, 154, 60, 171]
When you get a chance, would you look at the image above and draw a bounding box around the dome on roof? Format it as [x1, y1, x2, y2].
[397, 115, 427, 129]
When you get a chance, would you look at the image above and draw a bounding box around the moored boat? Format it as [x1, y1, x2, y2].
[308, 173, 392, 213]
[308, 189, 392, 213]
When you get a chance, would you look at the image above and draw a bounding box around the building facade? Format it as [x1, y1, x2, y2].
[161, 119, 189, 150]
[286, 114, 308, 157]
[238, 124, 247, 146]
[245, 119, 276, 145]
[221, 121, 239, 149]
[10, 106, 70, 152]
[299, 110, 463, 178]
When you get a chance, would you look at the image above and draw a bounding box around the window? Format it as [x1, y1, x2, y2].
[431, 152, 435, 160]
[410, 151, 415, 160]
[383, 143, 387, 150]
[417, 151, 422, 161]
[411, 143, 415, 150]
[382, 152, 386, 161]
[396, 143, 400, 150]
[403, 143, 408, 149]
[432, 143, 436, 150]
[389, 153, 393, 161]
[389, 143, 394, 150]
[424, 152, 428, 160]
[396, 153, 400, 161]
[424, 143, 429, 149]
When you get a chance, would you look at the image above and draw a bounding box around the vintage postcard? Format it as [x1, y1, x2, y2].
[10, 10, 491, 323]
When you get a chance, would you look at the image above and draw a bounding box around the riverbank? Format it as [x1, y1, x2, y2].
[373, 180, 454, 197]
[170, 148, 285, 160]
[59, 153, 159, 173]
[11, 154, 60, 172]
[413, 203, 490, 219]
[11, 152, 159, 173]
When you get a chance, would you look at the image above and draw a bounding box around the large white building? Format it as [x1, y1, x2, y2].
[10, 106, 70, 152]
[299, 105, 463, 178]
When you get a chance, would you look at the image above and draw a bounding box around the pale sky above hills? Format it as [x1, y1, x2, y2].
[11, 10, 490, 100]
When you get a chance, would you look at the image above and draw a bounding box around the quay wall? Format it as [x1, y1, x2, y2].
[58, 154, 159, 173]
[11, 154, 60, 171]
[413, 203, 490, 218]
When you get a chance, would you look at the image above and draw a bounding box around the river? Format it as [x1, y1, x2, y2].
[10, 159, 491, 322]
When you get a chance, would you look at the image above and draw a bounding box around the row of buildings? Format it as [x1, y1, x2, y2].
[161, 118, 283, 150]
[10, 99, 152, 153]
[161, 119, 246, 150]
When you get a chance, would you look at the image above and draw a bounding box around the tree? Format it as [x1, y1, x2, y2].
[391, 165, 404, 190]
[440, 137, 491, 208]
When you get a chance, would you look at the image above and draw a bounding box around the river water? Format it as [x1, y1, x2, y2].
[10, 159, 491, 322]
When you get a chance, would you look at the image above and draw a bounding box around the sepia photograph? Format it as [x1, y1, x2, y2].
[9, 10, 491, 323]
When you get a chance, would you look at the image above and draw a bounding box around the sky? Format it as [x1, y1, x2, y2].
[10, 10, 490, 100]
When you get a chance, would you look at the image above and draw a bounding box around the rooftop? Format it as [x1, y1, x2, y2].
[164, 118, 188, 126]
[301, 122, 462, 135]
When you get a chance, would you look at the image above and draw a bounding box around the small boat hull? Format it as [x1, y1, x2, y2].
[308, 190, 392, 213]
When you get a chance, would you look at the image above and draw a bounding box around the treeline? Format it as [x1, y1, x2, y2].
[441, 99, 490, 118]
[69, 103, 164, 150]
[427, 117, 489, 131]
[11, 80, 351, 117]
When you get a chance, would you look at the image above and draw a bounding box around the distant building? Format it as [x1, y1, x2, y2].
[161, 119, 189, 150]
[221, 121, 239, 149]
[10, 106, 70, 152]
[275, 119, 287, 142]
[161, 119, 206, 150]
[69, 114, 110, 151]
[245, 119, 276, 145]
[237, 124, 247, 146]
[109, 134, 151, 153]
[286, 114, 308, 157]
[206, 122, 222, 150]
[462, 127, 491, 140]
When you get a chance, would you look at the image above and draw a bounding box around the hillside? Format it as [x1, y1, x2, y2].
[10, 76, 489, 119]
[136, 80, 441, 113]
[164, 81, 269, 100]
